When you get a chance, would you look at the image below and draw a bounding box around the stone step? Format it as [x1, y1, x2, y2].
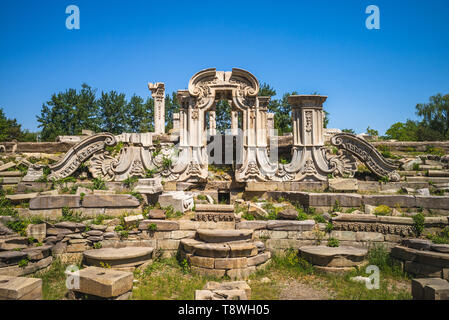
[406, 176, 449, 183]
[83, 247, 153, 268]
[420, 165, 443, 170]
[195, 204, 234, 213]
[196, 229, 253, 243]
[191, 241, 258, 258]
[427, 170, 449, 177]
[299, 246, 368, 268]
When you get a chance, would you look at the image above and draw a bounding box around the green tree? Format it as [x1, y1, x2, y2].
[98, 91, 128, 134]
[385, 120, 419, 141]
[366, 126, 379, 137]
[165, 92, 180, 132]
[342, 128, 356, 134]
[0, 108, 24, 141]
[127, 95, 154, 132]
[37, 84, 100, 141]
[415, 93, 449, 140]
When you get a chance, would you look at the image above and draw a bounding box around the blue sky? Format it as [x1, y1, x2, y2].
[0, 0, 448, 134]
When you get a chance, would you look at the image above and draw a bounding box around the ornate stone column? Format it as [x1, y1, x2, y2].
[282, 95, 334, 181]
[148, 82, 165, 135]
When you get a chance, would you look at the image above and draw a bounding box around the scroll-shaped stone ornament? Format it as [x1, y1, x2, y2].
[330, 133, 400, 181]
[48, 133, 117, 180]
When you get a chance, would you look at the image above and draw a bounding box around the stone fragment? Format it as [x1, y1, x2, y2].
[83, 247, 153, 268]
[328, 178, 358, 192]
[0, 276, 42, 300]
[193, 243, 230, 258]
[123, 214, 144, 228]
[25, 223, 46, 242]
[188, 255, 215, 269]
[402, 239, 432, 251]
[82, 194, 140, 208]
[277, 208, 298, 220]
[431, 244, 449, 254]
[29, 195, 81, 210]
[299, 246, 368, 267]
[67, 266, 133, 298]
[138, 220, 179, 231]
[236, 221, 267, 230]
[267, 220, 315, 231]
[215, 257, 247, 269]
[0, 251, 28, 267]
[158, 192, 194, 213]
[412, 278, 449, 300]
[247, 252, 271, 267]
[54, 222, 86, 232]
[148, 209, 166, 220]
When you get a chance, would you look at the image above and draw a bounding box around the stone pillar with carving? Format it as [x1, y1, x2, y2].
[282, 95, 335, 181]
[148, 82, 165, 135]
[267, 113, 275, 138]
[209, 111, 216, 136]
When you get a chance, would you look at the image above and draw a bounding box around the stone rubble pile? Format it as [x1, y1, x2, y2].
[195, 281, 251, 300]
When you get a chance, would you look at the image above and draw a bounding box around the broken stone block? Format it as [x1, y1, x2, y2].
[196, 229, 253, 243]
[277, 208, 299, 220]
[124, 214, 144, 228]
[412, 278, 449, 300]
[148, 209, 166, 219]
[66, 266, 133, 298]
[83, 247, 153, 268]
[26, 223, 46, 242]
[138, 219, 179, 231]
[0, 251, 28, 267]
[82, 194, 140, 208]
[328, 178, 358, 192]
[29, 195, 81, 210]
[158, 191, 194, 213]
[0, 275, 42, 300]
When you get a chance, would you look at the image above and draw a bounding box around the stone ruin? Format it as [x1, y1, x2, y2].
[33, 68, 399, 184]
[1, 67, 449, 300]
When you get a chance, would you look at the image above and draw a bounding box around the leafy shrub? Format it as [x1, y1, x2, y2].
[18, 258, 29, 268]
[313, 214, 326, 223]
[90, 177, 107, 190]
[123, 176, 139, 189]
[93, 242, 102, 249]
[412, 212, 425, 236]
[148, 223, 157, 232]
[61, 206, 83, 222]
[327, 237, 340, 247]
[374, 205, 391, 216]
[296, 211, 308, 221]
[325, 222, 334, 233]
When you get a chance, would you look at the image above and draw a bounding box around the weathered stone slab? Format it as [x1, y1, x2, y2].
[123, 214, 144, 228]
[405, 261, 445, 278]
[6, 193, 38, 203]
[188, 255, 215, 269]
[54, 222, 86, 232]
[228, 242, 257, 258]
[0, 256, 52, 277]
[267, 220, 315, 231]
[191, 266, 226, 278]
[22, 245, 52, 261]
[299, 246, 367, 267]
[193, 243, 230, 258]
[431, 244, 449, 254]
[196, 229, 253, 243]
[83, 247, 153, 268]
[0, 276, 42, 300]
[307, 193, 362, 207]
[328, 178, 358, 192]
[362, 195, 416, 208]
[195, 204, 234, 212]
[423, 280, 449, 300]
[415, 196, 449, 210]
[412, 278, 449, 300]
[236, 221, 268, 230]
[0, 162, 16, 172]
[138, 220, 179, 231]
[67, 266, 133, 298]
[26, 223, 46, 242]
[391, 246, 449, 268]
[82, 195, 140, 208]
[0, 251, 28, 267]
[30, 195, 81, 210]
[215, 257, 247, 269]
[402, 238, 432, 251]
[148, 209, 166, 219]
[247, 252, 271, 267]
[277, 208, 299, 220]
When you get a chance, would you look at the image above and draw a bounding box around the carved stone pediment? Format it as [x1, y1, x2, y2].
[331, 133, 400, 181]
